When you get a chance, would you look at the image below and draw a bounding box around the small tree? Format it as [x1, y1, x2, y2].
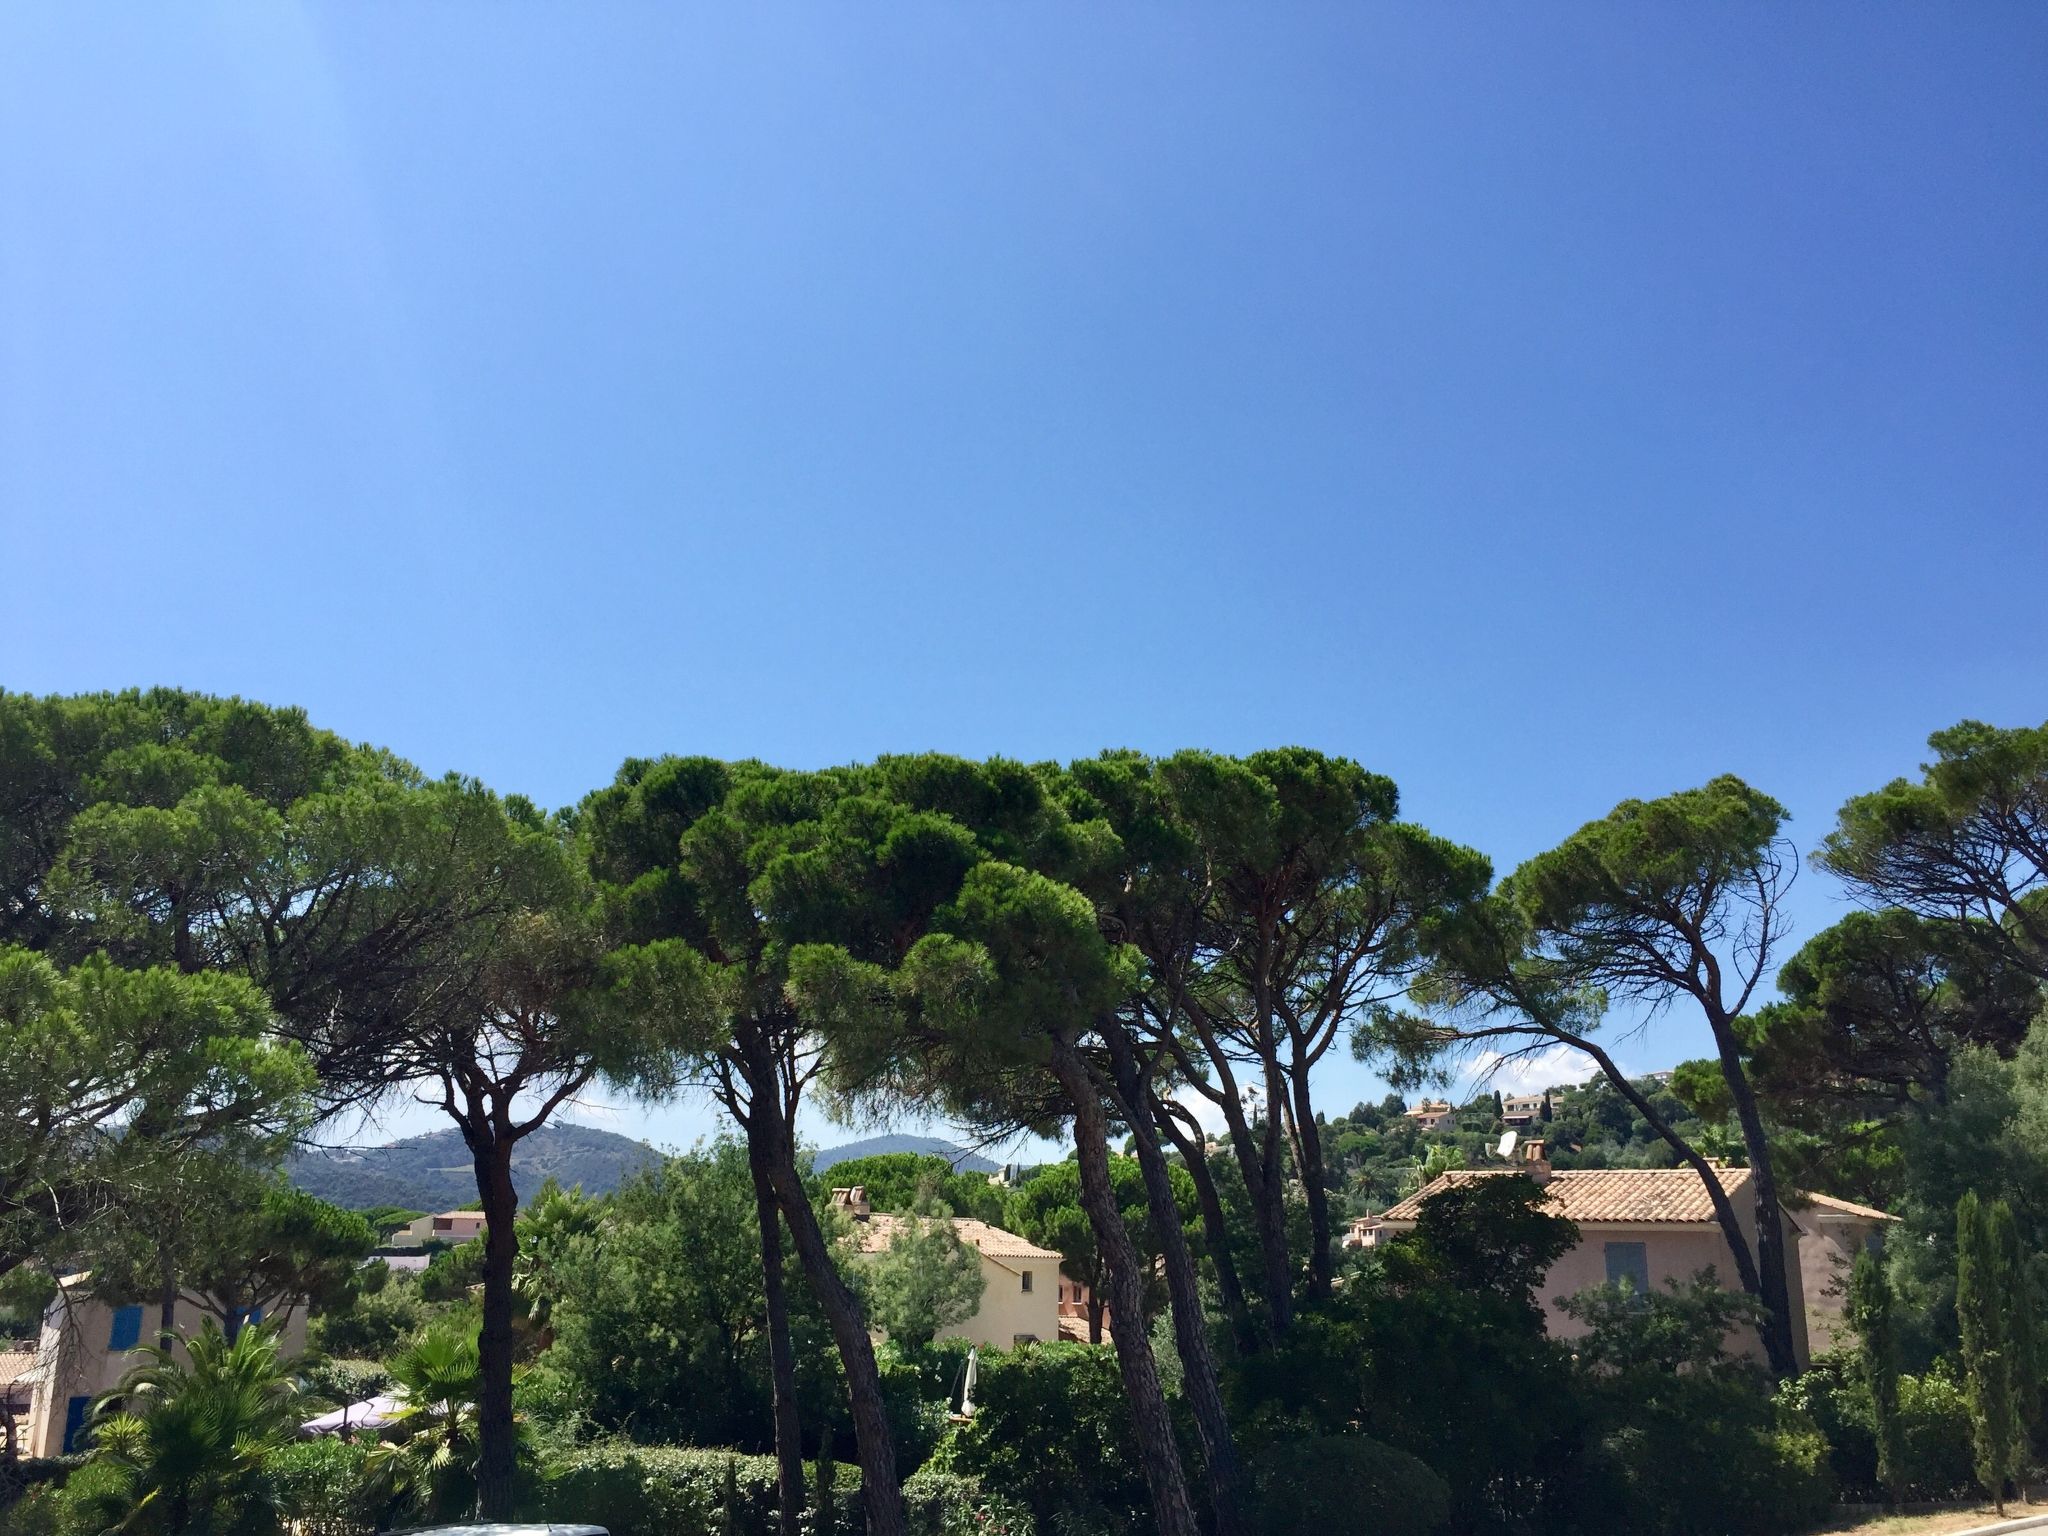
[1850, 1247, 1905, 1507]
[1958, 1191, 2023, 1513]
[864, 1211, 985, 1351]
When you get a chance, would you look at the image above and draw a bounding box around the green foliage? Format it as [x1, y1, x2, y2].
[264, 1440, 374, 1536]
[862, 1215, 985, 1351]
[544, 1144, 842, 1454]
[361, 1320, 484, 1523]
[0, 947, 314, 1278]
[1248, 1435, 1449, 1536]
[1229, 1178, 1587, 1536]
[1559, 1271, 1768, 1378]
[1780, 1354, 1979, 1502]
[293, 1359, 390, 1415]
[526, 1446, 862, 1536]
[1956, 1190, 2025, 1505]
[899, 1465, 1035, 1536]
[947, 1342, 1149, 1535]
[819, 1155, 1004, 1224]
[305, 1271, 434, 1360]
[82, 1321, 301, 1536]
[1849, 1248, 1906, 1502]
[1819, 719, 2048, 985]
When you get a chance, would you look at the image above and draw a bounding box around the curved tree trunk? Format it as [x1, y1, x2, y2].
[754, 1104, 905, 1536]
[746, 1125, 806, 1536]
[1050, 1039, 1201, 1536]
[1104, 1024, 1248, 1536]
[1287, 1068, 1336, 1302]
[1709, 1019, 1801, 1379]
[1152, 1094, 1262, 1355]
[470, 1128, 522, 1521]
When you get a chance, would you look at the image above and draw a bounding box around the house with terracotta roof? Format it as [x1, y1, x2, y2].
[1404, 1100, 1455, 1132]
[1501, 1093, 1547, 1128]
[1377, 1140, 1893, 1368]
[387, 1210, 487, 1249]
[832, 1188, 1063, 1349]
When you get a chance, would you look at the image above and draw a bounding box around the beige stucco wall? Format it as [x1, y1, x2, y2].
[1799, 1213, 1883, 1356]
[937, 1254, 1060, 1350]
[1384, 1202, 1813, 1368]
[23, 1291, 311, 1458]
[1539, 1211, 1811, 1367]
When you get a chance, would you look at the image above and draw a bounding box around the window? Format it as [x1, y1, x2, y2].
[1020, 1270, 1033, 1293]
[1604, 1241, 1650, 1296]
[107, 1305, 143, 1352]
[229, 1306, 264, 1333]
[1011, 1334, 1038, 1347]
[62, 1396, 92, 1454]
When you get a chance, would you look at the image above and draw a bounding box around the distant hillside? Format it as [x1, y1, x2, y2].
[812, 1135, 998, 1174]
[290, 1123, 661, 1212]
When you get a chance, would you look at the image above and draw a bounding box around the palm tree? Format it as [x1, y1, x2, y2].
[85, 1320, 300, 1536]
[362, 1322, 484, 1522]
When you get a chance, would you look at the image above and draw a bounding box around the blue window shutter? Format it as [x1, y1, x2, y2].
[62, 1395, 91, 1453]
[108, 1305, 143, 1352]
[1604, 1241, 1650, 1295]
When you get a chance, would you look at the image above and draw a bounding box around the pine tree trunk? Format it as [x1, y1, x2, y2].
[1288, 1069, 1335, 1302]
[1152, 1097, 1262, 1355]
[746, 1122, 806, 1536]
[1105, 1025, 1248, 1536]
[756, 1107, 905, 1536]
[1050, 1040, 1201, 1536]
[471, 1129, 522, 1521]
[1708, 1016, 1800, 1379]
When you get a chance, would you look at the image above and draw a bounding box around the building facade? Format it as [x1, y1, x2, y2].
[834, 1188, 1063, 1349]
[18, 1279, 310, 1458]
[1376, 1143, 1853, 1369]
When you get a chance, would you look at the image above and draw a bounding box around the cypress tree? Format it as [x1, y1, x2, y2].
[1991, 1202, 2041, 1491]
[814, 1444, 837, 1535]
[1850, 1247, 1905, 1507]
[1958, 1192, 2022, 1514]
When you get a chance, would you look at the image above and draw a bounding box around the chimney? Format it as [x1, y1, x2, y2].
[1522, 1139, 1552, 1185]
[829, 1186, 873, 1221]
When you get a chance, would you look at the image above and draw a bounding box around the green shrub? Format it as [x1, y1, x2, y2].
[1896, 1364, 1978, 1499]
[900, 1466, 1034, 1536]
[528, 1445, 859, 1536]
[945, 1342, 1148, 1535]
[1250, 1435, 1450, 1536]
[294, 1358, 391, 1413]
[0, 1462, 130, 1536]
[266, 1439, 375, 1536]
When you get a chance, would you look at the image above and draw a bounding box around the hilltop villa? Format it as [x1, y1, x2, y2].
[1378, 1140, 1893, 1368]
[832, 1187, 1063, 1348]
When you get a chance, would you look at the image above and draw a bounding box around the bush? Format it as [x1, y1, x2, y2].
[1896, 1364, 1978, 1499]
[901, 1466, 1035, 1536]
[946, 1342, 1149, 1534]
[267, 1439, 375, 1536]
[527, 1445, 858, 1536]
[1778, 1352, 1978, 1502]
[294, 1358, 391, 1413]
[1585, 1379, 1834, 1536]
[1250, 1435, 1450, 1536]
[0, 1462, 129, 1536]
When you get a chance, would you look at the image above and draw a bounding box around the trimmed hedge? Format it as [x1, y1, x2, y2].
[524, 1445, 1028, 1536]
[268, 1438, 377, 1536]
[1251, 1435, 1451, 1536]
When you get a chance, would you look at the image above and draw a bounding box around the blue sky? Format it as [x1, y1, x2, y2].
[4, 5, 2044, 1158]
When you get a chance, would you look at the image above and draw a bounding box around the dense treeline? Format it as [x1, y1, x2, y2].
[3, 688, 2045, 1536]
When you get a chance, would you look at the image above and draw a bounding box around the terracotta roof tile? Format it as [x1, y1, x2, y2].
[848, 1214, 1062, 1263]
[1378, 1166, 1754, 1224]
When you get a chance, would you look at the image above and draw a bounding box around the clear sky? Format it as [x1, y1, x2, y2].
[4, 6, 2044, 1158]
